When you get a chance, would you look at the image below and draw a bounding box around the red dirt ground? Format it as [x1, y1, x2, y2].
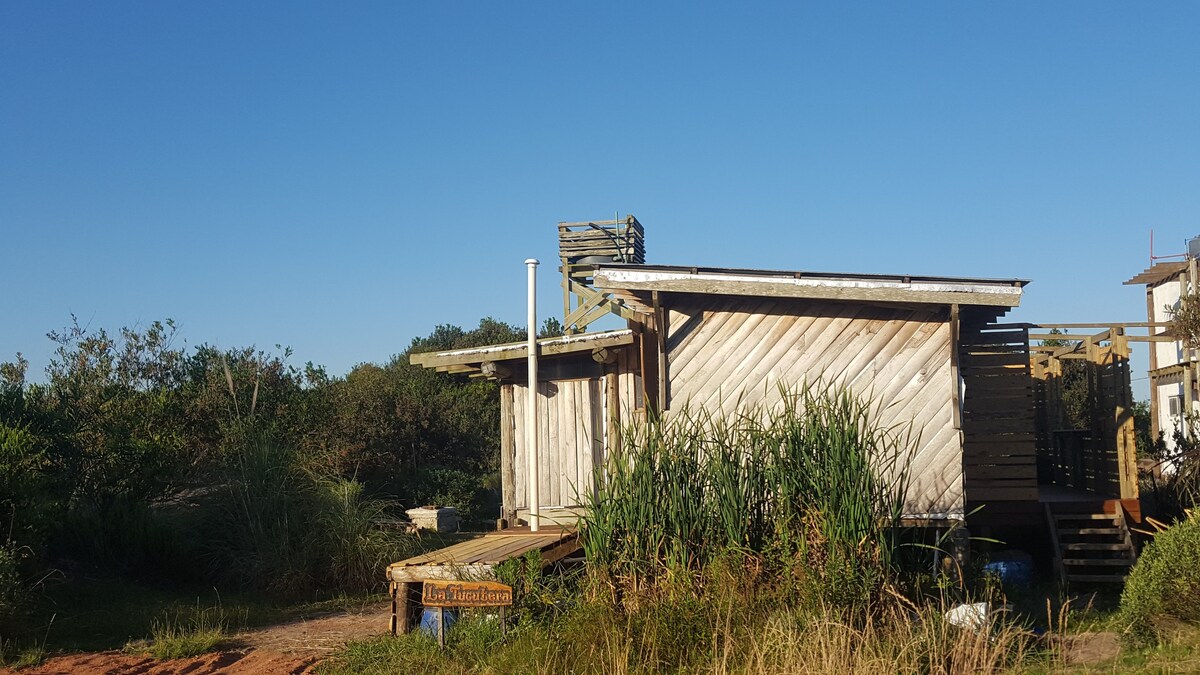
[2, 603, 392, 675]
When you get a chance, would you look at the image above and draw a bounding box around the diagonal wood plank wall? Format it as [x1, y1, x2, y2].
[664, 296, 964, 518]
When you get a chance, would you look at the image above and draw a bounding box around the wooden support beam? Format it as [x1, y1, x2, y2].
[653, 290, 667, 412]
[500, 384, 516, 524]
[950, 304, 962, 431]
[481, 361, 512, 379]
[411, 330, 636, 369]
[1125, 335, 1181, 342]
[1027, 322, 1169, 329]
[592, 347, 616, 365]
[1113, 329, 1139, 500]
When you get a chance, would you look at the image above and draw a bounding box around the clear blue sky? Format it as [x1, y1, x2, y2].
[2, 3, 1197, 397]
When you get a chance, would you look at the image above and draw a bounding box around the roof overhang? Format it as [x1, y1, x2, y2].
[409, 328, 635, 374]
[593, 265, 1026, 308]
[1124, 261, 1189, 286]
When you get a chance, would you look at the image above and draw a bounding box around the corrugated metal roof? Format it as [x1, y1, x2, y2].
[593, 264, 1026, 308]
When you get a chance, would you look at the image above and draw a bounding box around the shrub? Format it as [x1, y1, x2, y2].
[1120, 511, 1200, 645]
[0, 542, 31, 630]
[403, 466, 486, 522]
[205, 430, 414, 595]
[311, 475, 416, 592]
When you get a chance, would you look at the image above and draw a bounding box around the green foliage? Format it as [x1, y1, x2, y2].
[206, 430, 415, 595]
[1036, 329, 1092, 430]
[320, 590, 1037, 675]
[0, 310, 537, 645]
[1168, 293, 1200, 350]
[538, 317, 564, 338]
[1133, 400, 1155, 459]
[312, 474, 416, 592]
[494, 550, 579, 625]
[0, 542, 31, 631]
[581, 383, 910, 608]
[1120, 511, 1200, 646]
[1142, 412, 1200, 519]
[403, 466, 484, 520]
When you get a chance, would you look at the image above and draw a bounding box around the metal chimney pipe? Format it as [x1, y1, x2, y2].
[525, 258, 540, 532]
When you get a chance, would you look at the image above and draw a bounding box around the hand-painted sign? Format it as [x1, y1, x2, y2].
[421, 580, 513, 608]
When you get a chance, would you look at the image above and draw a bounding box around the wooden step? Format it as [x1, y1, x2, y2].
[1055, 513, 1117, 521]
[1057, 528, 1123, 536]
[1066, 574, 1129, 583]
[1062, 543, 1133, 551]
[1062, 558, 1135, 566]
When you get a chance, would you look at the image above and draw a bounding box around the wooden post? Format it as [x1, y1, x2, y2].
[653, 290, 667, 412]
[1185, 366, 1193, 441]
[1085, 337, 1100, 493]
[1147, 287, 1160, 442]
[949, 304, 962, 431]
[500, 384, 516, 526]
[437, 607, 445, 648]
[389, 582, 398, 635]
[605, 370, 621, 460]
[1113, 329, 1139, 499]
[394, 581, 417, 635]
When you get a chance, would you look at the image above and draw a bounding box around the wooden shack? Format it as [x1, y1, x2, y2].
[405, 218, 1143, 591]
[414, 263, 1036, 524]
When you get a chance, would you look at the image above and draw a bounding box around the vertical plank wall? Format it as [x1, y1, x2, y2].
[506, 378, 602, 510]
[502, 347, 640, 516]
[664, 296, 963, 518]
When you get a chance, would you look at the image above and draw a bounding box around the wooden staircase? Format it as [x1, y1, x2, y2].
[1045, 503, 1137, 585]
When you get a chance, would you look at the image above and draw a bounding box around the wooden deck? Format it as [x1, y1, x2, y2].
[387, 526, 579, 582]
[387, 526, 580, 634]
[1039, 484, 1141, 523]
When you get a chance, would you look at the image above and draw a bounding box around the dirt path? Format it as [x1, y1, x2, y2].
[3, 603, 393, 675]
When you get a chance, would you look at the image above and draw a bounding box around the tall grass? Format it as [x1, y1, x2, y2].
[581, 383, 911, 606]
[206, 430, 416, 595]
[144, 604, 234, 659]
[321, 596, 1037, 675]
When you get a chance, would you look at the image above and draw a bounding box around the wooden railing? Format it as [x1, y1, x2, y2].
[1030, 326, 1139, 499]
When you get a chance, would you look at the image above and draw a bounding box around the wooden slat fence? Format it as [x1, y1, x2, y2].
[960, 322, 1040, 503]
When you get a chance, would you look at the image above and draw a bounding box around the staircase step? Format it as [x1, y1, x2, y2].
[1066, 574, 1129, 583]
[1055, 513, 1117, 521]
[1058, 528, 1123, 536]
[1062, 543, 1133, 551]
[1063, 558, 1135, 566]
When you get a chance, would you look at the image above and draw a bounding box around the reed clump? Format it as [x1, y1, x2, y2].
[581, 383, 910, 609]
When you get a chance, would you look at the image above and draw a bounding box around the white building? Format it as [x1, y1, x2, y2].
[1125, 258, 1198, 451]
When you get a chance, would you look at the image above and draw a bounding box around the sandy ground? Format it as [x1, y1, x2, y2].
[1059, 631, 1122, 666]
[2, 603, 393, 675]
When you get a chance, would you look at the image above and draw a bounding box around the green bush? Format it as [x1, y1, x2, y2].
[1120, 511, 1200, 645]
[403, 466, 486, 522]
[0, 542, 31, 629]
[205, 430, 414, 595]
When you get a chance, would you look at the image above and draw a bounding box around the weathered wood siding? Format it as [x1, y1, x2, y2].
[504, 350, 639, 513]
[510, 379, 602, 510]
[664, 296, 963, 517]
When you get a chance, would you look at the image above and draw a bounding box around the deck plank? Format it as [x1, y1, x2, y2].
[389, 530, 577, 570]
